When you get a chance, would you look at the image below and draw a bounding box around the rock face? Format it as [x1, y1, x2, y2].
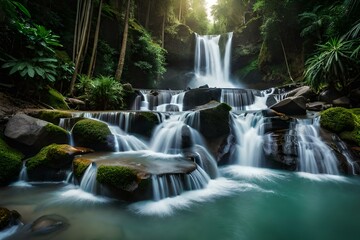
[270, 96, 306, 115]
[26, 144, 93, 181]
[4, 113, 69, 152]
[72, 119, 115, 151]
[197, 101, 232, 139]
[183, 88, 222, 111]
[0, 137, 23, 186]
[26, 110, 72, 125]
[75, 151, 197, 201]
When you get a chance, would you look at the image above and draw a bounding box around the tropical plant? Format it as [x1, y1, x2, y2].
[304, 37, 358, 92]
[88, 76, 124, 110]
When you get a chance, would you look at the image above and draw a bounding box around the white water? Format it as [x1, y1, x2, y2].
[109, 126, 148, 152]
[229, 112, 265, 166]
[80, 163, 98, 194]
[191, 32, 236, 88]
[291, 118, 339, 174]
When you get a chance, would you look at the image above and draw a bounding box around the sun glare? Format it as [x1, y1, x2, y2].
[205, 0, 217, 22]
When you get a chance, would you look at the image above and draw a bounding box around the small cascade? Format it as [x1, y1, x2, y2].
[230, 112, 265, 166]
[151, 167, 210, 201]
[80, 163, 98, 194]
[109, 126, 148, 152]
[221, 89, 256, 111]
[192, 32, 235, 88]
[332, 135, 359, 175]
[19, 162, 28, 182]
[150, 114, 205, 154]
[288, 118, 339, 174]
[187, 145, 219, 179]
[135, 90, 184, 111]
[182, 111, 201, 130]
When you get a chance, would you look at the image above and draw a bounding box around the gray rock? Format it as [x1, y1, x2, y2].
[270, 96, 306, 115]
[333, 96, 351, 108]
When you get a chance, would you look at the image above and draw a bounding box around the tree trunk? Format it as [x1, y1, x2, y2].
[161, 12, 165, 48]
[145, 0, 151, 29]
[70, 0, 92, 96]
[280, 37, 294, 82]
[87, 0, 103, 77]
[79, 2, 93, 73]
[178, 0, 182, 22]
[115, 0, 131, 82]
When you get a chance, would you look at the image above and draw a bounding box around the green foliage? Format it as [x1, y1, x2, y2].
[238, 59, 258, 78]
[31, 110, 72, 125]
[304, 38, 358, 92]
[0, 137, 24, 185]
[73, 158, 92, 179]
[0, 0, 31, 20]
[26, 144, 73, 171]
[321, 107, 360, 146]
[89, 76, 124, 110]
[42, 87, 70, 110]
[95, 40, 117, 76]
[97, 165, 138, 191]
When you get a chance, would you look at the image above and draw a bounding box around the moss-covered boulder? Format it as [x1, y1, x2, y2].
[73, 157, 92, 179]
[26, 144, 93, 181]
[40, 87, 70, 110]
[197, 101, 232, 139]
[75, 151, 197, 201]
[4, 113, 69, 152]
[0, 207, 21, 230]
[0, 137, 24, 186]
[320, 108, 360, 146]
[129, 112, 159, 138]
[72, 119, 115, 151]
[27, 110, 72, 125]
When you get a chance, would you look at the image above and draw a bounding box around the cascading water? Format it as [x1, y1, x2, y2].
[229, 112, 265, 166]
[80, 163, 98, 193]
[288, 118, 339, 174]
[191, 32, 235, 88]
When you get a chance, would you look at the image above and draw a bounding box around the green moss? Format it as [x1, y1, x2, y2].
[44, 123, 69, 139]
[0, 207, 11, 230]
[72, 119, 113, 150]
[97, 166, 138, 191]
[0, 138, 24, 185]
[73, 158, 92, 178]
[320, 107, 355, 133]
[42, 87, 70, 110]
[26, 144, 74, 171]
[35, 110, 72, 125]
[321, 107, 360, 146]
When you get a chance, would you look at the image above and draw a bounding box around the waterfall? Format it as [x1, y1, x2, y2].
[289, 118, 339, 174]
[191, 32, 235, 88]
[230, 112, 265, 166]
[332, 135, 359, 175]
[80, 163, 98, 194]
[152, 167, 210, 201]
[135, 90, 185, 111]
[19, 162, 28, 181]
[109, 125, 148, 152]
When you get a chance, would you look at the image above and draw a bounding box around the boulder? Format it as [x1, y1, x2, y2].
[74, 151, 197, 201]
[129, 112, 159, 138]
[26, 110, 72, 125]
[0, 137, 23, 186]
[30, 214, 68, 235]
[72, 119, 115, 151]
[285, 86, 315, 100]
[0, 207, 21, 230]
[183, 88, 222, 111]
[319, 88, 343, 103]
[333, 96, 351, 108]
[320, 107, 355, 133]
[270, 96, 306, 115]
[4, 113, 69, 152]
[26, 144, 93, 181]
[306, 102, 330, 111]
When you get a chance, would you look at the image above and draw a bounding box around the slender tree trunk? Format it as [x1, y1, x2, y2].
[79, 2, 93, 73]
[145, 0, 151, 29]
[178, 0, 182, 22]
[280, 37, 294, 82]
[70, 0, 92, 96]
[87, 0, 103, 77]
[73, 0, 81, 61]
[161, 12, 165, 48]
[115, 0, 131, 82]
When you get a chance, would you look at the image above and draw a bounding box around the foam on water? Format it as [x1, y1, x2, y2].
[221, 166, 287, 182]
[128, 178, 271, 217]
[296, 172, 350, 183]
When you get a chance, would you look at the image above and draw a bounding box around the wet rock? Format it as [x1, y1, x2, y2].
[196, 101, 232, 138]
[129, 112, 159, 138]
[286, 86, 315, 101]
[30, 214, 68, 235]
[319, 88, 343, 103]
[183, 88, 222, 111]
[26, 144, 93, 181]
[270, 96, 306, 115]
[165, 104, 180, 112]
[306, 102, 330, 111]
[75, 151, 197, 201]
[333, 96, 351, 108]
[4, 113, 69, 152]
[0, 137, 23, 186]
[0, 208, 21, 230]
[72, 119, 115, 151]
[26, 109, 72, 125]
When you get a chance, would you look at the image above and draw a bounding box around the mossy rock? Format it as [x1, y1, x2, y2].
[321, 107, 360, 146]
[198, 102, 232, 138]
[73, 157, 92, 179]
[320, 107, 355, 133]
[72, 119, 115, 151]
[44, 123, 69, 141]
[0, 207, 11, 230]
[28, 110, 72, 125]
[0, 137, 24, 186]
[41, 87, 70, 110]
[130, 112, 159, 138]
[97, 165, 138, 192]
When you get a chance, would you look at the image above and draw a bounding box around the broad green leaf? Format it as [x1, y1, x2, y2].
[28, 67, 35, 78]
[12, 1, 31, 18]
